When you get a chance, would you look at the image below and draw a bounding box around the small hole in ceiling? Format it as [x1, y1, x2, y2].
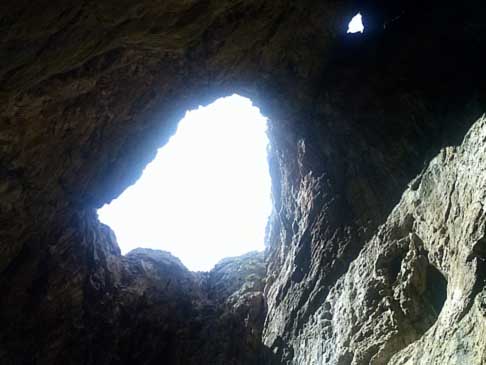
[347, 12, 364, 34]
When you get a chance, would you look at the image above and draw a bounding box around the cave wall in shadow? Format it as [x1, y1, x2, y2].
[1, 0, 486, 364]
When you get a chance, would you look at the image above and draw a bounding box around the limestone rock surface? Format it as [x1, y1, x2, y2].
[0, 233, 267, 364]
[1, 0, 486, 364]
[276, 116, 486, 364]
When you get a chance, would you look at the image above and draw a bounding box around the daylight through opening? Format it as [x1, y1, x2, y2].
[347, 12, 364, 33]
[97, 95, 272, 271]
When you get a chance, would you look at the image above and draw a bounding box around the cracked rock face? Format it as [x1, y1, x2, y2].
[1, 0, 486, 364]
[276, 116, 486, 364]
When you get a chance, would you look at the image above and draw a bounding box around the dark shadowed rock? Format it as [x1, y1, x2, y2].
[1, 0, 486, 364]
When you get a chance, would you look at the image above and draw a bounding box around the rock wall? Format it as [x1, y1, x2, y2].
[272, 115, 486, 364]
[1, 222, 268, 365]
[1, 0, 486, 364]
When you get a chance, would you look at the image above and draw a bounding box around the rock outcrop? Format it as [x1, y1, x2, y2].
[1, 232, 267, 364]
[1, 0, 486, 364]
[114, 249, 267, 365]
[269, 116, 486, 364]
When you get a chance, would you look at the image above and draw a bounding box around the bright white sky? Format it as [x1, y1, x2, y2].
[97, 94, 272, 271]
[347, 12, 364, 33]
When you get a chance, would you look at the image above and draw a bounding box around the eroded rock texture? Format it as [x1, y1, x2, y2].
[1, 236, 267, 364]
[279, 116, 486, 364]
[1, 0, 486, 364]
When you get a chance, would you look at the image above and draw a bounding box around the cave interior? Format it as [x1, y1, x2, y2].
[1, 0, 486, 364]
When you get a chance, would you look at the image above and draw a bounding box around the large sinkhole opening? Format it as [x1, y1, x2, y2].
[98, 94, 272, 271]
